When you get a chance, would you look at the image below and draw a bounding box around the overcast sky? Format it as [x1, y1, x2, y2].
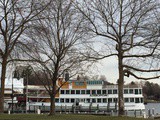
[96, 57, 160, 85]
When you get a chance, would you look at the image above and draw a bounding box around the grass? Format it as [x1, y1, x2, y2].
[0, 114, 153, 120]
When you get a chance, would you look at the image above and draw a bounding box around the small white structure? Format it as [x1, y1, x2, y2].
[2, 78, 24, 111]
[5, 78, 24, 93]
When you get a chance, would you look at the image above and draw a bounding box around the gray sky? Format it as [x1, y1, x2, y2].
[97, 57, 160, 85]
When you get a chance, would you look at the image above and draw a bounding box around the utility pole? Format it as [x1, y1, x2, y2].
[11, 70, 19, 114]
[26, 71, 28, 114]
[23, 65, 32, 114]
[11, 75, 14, 114]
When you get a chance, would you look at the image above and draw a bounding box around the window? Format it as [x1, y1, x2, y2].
[113, 89, 117, 94]
[130, 98, 134, 102]
[75, 82, 84, 86]
[60, 98, 64, 103]
[135, 98, 140, 103]
[87, 81, 102, 85]
[135, 89, 139, 94]
[103, 98, 107, 103]
[92, 98, 96, 103]
[87, 81, 92, 85]
[81, 90, 85, 94]
[129, 89, 133, 94]
[80, 99, 84, 102]
[124, 89, 128, 94]
[76, 90, 80, 94]
[97, 90, 101, 94]
[108, 90, 112, 94]
[102, 90, 107, 94]
[125, 98, 129, 102]
[66, 90, 70, 94]
[86, 90, 90, 94]
[92, 90, 96, 95]
[108, 98, 112, 103]
[97, 99, 101, 103]
[55, 98, 59, 103]
[71, 99, 75, 103]
[66, 99, 69, 103]
[71, 90, 75, 94]
[113, 98, 117, 102]
[75, 99, 79, 103]
[61, 90, 65, 94]
[141, 98, 144, 103]
[87, 81, 90, 84]
[86, 99, 90, 103]
[139, 89, 142, 94]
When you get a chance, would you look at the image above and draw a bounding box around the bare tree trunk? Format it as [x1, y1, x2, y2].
[49, 81, 56, 115]
[0, 59, 7, 113]
[118, 47, 124, 116]
[49, 95, 55, 115]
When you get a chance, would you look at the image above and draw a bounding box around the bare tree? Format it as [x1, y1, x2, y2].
[25, 0, 89, 115]
[0, 0, 51, 113]
[75, 0, 160, 115]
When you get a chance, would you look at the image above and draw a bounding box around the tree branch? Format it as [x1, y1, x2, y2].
[123, 64, 160, 72]
[124, 70, 160, 80]
[124, 41, 160, 58]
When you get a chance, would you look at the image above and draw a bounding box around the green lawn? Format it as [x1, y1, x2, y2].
[0, 114, 153, 120]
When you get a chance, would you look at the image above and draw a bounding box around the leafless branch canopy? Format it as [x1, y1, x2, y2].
[23, 0, 91, 99]
[75, 0, 160, 80]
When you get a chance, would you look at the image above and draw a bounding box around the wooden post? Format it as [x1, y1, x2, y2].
[72, 104, 74, 113]
[134, 110, 136, 117]
[65, 105, 67, 114]
[44, 105, 45, 113]
[152, 108, 155, 117]
[61, 105, 62, 114]
[148, 109, 151, 117]
[34, 106, 36, 113]
[97, 104, 99, 112]
[29, 104, 30, 113]
[140, 109, 142, 116]
[107, 102, 110, 112]
[79, 105, 81, 113]
[115, 100, 117, 112]
[89, 103, 92, 113]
